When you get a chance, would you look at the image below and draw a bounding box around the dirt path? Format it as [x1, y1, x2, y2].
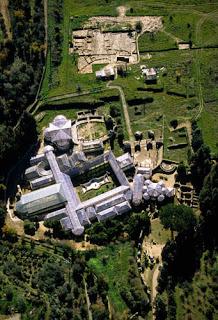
[107, 82, 134, 141]
[0, 0, 12, 39]
[152, 264, 160, 297]
[84, 279, 93, 320]
[142, 241, 164, 320]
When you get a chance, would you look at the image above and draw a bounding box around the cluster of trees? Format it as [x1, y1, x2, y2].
[0, 0, 45, 193]
[0, 238, 96, 319]
[23, 219, 39, 235]
[49, 0, 63, 67]
[190, 121, 211, 191]
[199, 162, 218, 248]
[86, 211, 150, 245]
[0, 13, 8, 39]
[155, 121, 217, 319]
[107, 105, 125, 148]
[86, 272, 109, 319]
[159, 203, 196, 240]
[120, 257, 150, 316]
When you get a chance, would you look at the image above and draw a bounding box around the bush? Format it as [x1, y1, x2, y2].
[170, 119, 178, 129]
[24, 220, 36, 236]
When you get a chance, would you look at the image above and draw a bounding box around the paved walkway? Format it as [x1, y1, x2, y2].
[107, 82, 134, 141]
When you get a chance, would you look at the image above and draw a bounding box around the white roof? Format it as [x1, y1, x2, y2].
[144, 179, 152, 186]
[143, 192, 150, 200]
[44, 116, 72, 149]
[158, 194, 165, 202]
[142, 67, 156, 76]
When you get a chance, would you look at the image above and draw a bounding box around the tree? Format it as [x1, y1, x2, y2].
[160, 204, 196, 239]
[155, 296, 167, 320]
[190, 144, 211, 191]
[0, 205, 6, 234]
[24, 220, 36, 235]
[170, 119, 178, 129]
[127, 212, 150, 240]
[105, 116, 114, 130]
[38, 262, 64, 292]
[192, 127, 203, 151]
[91, 303, 108, 320]
[135, 21, 142, 33]
[177, 162, 187, 183]
[15, 296, 27, 313]
[199, 163, 218, 246]
[117, 127, 124, 146]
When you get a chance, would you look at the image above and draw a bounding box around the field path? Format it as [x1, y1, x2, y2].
[107, 82, 134, 141]
[0, 0, 12, 39]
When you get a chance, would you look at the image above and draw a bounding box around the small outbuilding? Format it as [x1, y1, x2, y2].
[96, 66, 115, 80]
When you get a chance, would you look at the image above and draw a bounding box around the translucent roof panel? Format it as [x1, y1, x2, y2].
[16, 184, 66, 214]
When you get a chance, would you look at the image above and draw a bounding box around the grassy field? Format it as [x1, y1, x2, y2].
[198, 49, 218, 103]
[196, 15, 218, 47]
[164, 125, 189, 163]
[139, 31, 177, 52]
[196, 49, 218, 153]
[149, 218, 171, 244]
[88, 242, 137, 317]
[163, 13, 200, 44]
[198, 104, 218, 155]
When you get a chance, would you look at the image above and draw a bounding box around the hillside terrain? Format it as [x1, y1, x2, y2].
[0, 0, 217, 320]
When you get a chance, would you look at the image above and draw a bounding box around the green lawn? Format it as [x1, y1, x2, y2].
[36, 107, 80, 131]
[163, 13, 201, 44]
[196, 15, 218, 47]
[196, 49, 218, 154]
[88, 242, 135, 317]
[198, 104, 218, 155]
[77, 181, 116, 201]
[139, 31, 177, 52]
[149, 218, 171, 244]
[198, 49, 218, 103]
[164, 125, 189, 163]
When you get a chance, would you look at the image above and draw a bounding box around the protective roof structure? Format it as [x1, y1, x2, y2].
[142, 179, 175, 201]
[132, 174, 144, 206]
[16, 183, 66, 214]
[44, 115, 72, 151]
